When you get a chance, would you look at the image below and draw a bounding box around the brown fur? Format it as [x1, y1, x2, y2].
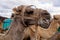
[22, 7, 51, 40]
[48, 15, 60, 40]
[48, 32, 60, 40]
[36, 15, 60, 40]
[54, 15, 60, 24]
[0, 5, 52, 40]
[13, 4, 50, 39]
[13, 5, 51, 28]
[0, 14, 26, 40]
[38, 9, 51, 29]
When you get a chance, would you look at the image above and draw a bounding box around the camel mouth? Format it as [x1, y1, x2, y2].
[38, 10, 51, 29]
[38, 19, 50, 29]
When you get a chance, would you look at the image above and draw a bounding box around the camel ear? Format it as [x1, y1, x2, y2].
[54, 15, 58, 20]
[12, 7, 20, 14]
[12, 7, 17, 13]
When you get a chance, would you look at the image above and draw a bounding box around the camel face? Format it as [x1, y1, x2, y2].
[38, 10, 51, 29]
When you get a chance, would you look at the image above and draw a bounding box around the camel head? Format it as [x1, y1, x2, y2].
[12, 5, 51, 28]
[54, 15, 60, 25]
[12, 5, 40, 27]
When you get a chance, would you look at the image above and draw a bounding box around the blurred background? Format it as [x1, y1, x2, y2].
[0, 0, 60, 18]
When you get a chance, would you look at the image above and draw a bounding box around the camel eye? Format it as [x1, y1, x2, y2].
[26, 11, 33, 15]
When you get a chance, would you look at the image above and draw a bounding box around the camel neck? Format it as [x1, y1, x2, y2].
[48, 19, 59, 32]
[7, 20, 25, 40]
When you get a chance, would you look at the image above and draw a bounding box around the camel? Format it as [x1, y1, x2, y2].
[11, 5, 52, 40]
[0, 5, 52, 40]
[47, 15, 60, 40]
[36, 15, 60, 40]
[13, 5, 51, 28]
